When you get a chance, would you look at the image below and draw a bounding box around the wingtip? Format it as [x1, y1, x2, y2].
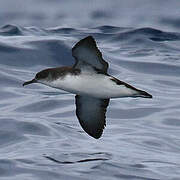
[80, 125, 103, 139]
[88, 133, 102, 139]
[73, 36, 95, 48]
[84, 35, 94, 41]
[81, 35, 95, 44]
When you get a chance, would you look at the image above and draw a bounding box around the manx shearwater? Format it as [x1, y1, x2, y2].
[23, 36, 152, 139]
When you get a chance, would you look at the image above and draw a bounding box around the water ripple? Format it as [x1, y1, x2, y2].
[0, 20, 180, 180]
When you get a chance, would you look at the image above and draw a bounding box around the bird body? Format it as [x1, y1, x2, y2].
[39, 66, 150, 99]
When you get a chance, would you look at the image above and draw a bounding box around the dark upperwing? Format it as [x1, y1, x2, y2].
[72, 36, 109, 73]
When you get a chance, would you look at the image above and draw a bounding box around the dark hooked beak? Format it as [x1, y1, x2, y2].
[23, 79, 37, 86]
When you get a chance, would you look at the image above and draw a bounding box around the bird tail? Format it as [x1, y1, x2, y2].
[134, 89, 152, 98]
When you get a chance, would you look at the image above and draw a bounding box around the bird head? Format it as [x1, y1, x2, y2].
[23, 69, 51, 86]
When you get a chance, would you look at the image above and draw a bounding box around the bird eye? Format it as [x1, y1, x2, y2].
[35, 70, 49, 80]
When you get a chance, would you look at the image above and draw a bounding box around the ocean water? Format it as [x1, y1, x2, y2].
[0, 1, 180, 180]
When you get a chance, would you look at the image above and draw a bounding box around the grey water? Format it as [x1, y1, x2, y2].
[0, 0, 180, 179]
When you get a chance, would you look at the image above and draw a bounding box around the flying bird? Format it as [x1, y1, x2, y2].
[23, 36, 152, 139]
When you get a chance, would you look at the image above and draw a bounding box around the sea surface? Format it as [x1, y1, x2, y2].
[0, 1, 180, 180]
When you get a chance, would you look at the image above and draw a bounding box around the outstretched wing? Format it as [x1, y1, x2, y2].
[75, 95, 110, 139]
[72, 36, 108, 73]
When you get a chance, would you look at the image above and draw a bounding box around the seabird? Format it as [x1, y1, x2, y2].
[23, 36, 152, 139]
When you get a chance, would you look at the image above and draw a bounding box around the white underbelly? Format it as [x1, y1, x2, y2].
[47, 74, 136, 99]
